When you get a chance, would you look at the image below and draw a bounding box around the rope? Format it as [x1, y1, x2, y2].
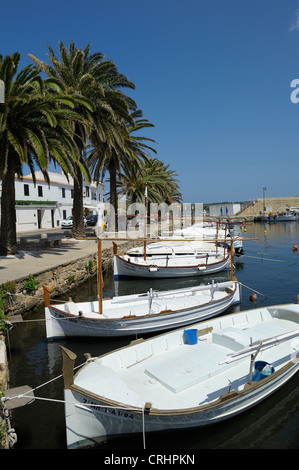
[3, 291, 73, 303]
[243, 254, 299, 265]
[237, 281, 267, 298]
[2, 380, 148, 449]
[142, 407, 146, 449]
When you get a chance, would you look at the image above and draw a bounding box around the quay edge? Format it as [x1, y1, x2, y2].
[0, 239, 137, 448]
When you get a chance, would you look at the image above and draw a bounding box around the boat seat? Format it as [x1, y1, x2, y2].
[212, 328, 249, 351]
[144, 344, 231, 393]
[64, 301, 79, 315]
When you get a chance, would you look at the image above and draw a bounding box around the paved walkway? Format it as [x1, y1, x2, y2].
[0, 238, 115, 284]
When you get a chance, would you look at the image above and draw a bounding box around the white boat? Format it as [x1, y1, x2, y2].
[61, 303, 299, 449]
[167, 221, 244, 256]
[114, 251, 231, 278]
[126, 239, 226, 257]
[44, 278, 240, 339]
[275, 211, 298, 222]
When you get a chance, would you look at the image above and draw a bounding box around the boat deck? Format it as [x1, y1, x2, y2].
[124, 253, 225, 268]
[75, 309, 299, 410]
[62, 288, 228, 320]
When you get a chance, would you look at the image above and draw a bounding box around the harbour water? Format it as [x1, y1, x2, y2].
[7, 222, 299, 449]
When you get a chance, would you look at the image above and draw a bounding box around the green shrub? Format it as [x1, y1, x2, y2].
[86, 260, 93, 271]
[67, 275, 75, 283]
[0, 281, 16, 296]
[24, 274, 37, 292]
[0, 291, 8, 331]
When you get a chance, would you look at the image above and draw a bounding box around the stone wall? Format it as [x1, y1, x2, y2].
[3, 240, 138, 318]
[237, 197, 299, 218]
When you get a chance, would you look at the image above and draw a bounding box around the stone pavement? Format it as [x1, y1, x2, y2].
[0, 237, 115, 284]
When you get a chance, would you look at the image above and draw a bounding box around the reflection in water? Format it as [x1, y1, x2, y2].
[7, 222, 299, 449]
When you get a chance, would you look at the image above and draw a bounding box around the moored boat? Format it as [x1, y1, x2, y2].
[275, 211, 298, 222]
[61, 303, 299, 449]
[113, 251, 231, 278]
[44, 277, 239, 338]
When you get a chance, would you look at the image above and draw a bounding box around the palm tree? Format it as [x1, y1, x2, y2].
[88, 109, 157, 229]
[30, 41, 136, 237]
[0, 53, 88, 255]
[117, 157, 182, 205]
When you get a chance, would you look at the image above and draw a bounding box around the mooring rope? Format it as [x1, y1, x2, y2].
[237, 281, 267, 297]
[243, 254, 299, 265]
[2, 364, 148, 449]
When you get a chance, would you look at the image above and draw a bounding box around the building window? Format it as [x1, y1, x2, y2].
[38, 186, 43, 197]
[71, 189, 74, 199]
[85, 186, 90, 197]
[91, 191, 96, 200]
[24, 184, 30, 196]
[63, 210, 67, 219]
[62, 188, 65, 198]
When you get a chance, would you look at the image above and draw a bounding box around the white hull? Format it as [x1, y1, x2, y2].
[45, 280, 240, 338]
[114, 253, 231, 278]
[62, 303, 299, 448]
[275, 216, 297, 222]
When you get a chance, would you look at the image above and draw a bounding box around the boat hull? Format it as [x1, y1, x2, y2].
[45, 282, 240, 338]
[64, 357, 299, 449]
[61, 303, 299, 449]
[113, 254, 231, 278]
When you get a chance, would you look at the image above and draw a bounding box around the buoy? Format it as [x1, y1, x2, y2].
[264, 230, 267, 234]
[250, 292, 257, 302]
[293, 244, 298, 252]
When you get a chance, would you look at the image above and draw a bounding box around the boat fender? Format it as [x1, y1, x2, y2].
[148, 266, 158, 272]
[198, 265, 206, 271]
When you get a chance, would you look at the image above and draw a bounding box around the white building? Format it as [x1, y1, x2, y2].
[1, 171, 104, 232]
[209, 203, 241, 217]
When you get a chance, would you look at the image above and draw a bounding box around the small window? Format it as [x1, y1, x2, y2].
[62, 188, 65, 198]
[38, 185, 43, 197]
[71, 189, 74, 199]
[85, 186, 90, 197]
[24, 184, 29, 196]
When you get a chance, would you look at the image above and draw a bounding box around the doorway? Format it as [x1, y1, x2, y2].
[37, 210, 43, 229]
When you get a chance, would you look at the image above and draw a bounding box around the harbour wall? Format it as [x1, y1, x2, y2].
[0, 239, 137, 448]
[237, 197, 299, 219]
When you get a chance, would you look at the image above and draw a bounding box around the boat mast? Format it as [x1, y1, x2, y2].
[98, 237, 103, 315]
[144, 185, 147, 261]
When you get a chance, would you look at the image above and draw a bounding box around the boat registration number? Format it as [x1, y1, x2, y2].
[81, 398, 134, 419]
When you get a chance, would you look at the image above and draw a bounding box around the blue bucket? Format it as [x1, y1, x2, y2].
[184, 329, 198, 345]
[252, 361, 275, 382]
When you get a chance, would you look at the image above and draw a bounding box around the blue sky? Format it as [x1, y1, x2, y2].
[3, 0, 299, 203]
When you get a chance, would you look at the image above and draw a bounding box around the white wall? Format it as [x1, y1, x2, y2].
[0, 171, 104, 232]
[209, 203, 241, 217]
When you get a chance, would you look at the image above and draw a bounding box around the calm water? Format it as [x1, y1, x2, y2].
[7, 222, 299, 449]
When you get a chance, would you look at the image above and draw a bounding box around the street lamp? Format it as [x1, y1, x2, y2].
[263, 187, 267, 212]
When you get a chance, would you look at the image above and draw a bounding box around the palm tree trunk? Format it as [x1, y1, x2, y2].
[0, 169, 17, 255]
[108, 160, 118, 231]
[71, 163, 86, 238]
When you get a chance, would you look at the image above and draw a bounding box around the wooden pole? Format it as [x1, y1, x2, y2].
[98, 237, 102, 315]
[144, 186, 147, 261]
[230, 239, 234, 281]
[60, 346, 77, 389]
[43, 285, 50, 307]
